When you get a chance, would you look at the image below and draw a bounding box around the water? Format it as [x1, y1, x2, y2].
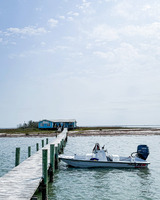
[49, 136, 160, 200]
[0, 135, 160, 199]
[0, 136, 51, 177]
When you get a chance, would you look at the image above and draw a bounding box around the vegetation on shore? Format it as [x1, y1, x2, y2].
[0, 120, 55, 135]
[17, 120, 38, 129]
[0, 126, 123, 134]
[0, 120, 159, 136]
[75, 126, 134, 131]
[0, 126, 154, 135]
[0, 128, 56, 135]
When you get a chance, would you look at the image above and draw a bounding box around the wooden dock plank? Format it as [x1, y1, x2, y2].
[0, 128, 67, 200]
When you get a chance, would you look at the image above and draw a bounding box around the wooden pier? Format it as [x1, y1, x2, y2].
[0, 128, 68, 200]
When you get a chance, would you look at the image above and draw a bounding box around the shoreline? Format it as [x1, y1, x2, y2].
[1, 128, 160, 137]
[68, 128, 160, 136]
[0, 132, 58, 138]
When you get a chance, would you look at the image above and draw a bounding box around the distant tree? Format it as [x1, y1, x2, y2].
[17, 123, 23, 128]
[28, 120, 33, 127]
[17, 120, 38, 129]
[23, 122, 28, 128]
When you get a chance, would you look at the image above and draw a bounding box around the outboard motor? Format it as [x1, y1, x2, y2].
[137, 145, 149, 160]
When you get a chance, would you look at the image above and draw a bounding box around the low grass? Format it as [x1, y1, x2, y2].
[0, 128, 56, 135]
[0, 126, 152, 135]
[74, 126, 134, 131]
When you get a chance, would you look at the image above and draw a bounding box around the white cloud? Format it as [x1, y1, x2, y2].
[120, 22, 160, 39]
[67, 11, 79, 16]
[59, 16, 65, 20]
[91, 24, 119, 42]
[77, 0, 92, 13]
[67, 17, 74, 21]
[93, 42, 147, 72]
[63, 36, 76, 42]
[40, 42, 46, 46]
[112, 0, 160, 21]
[65, 11, 80, 21]
[93, 51, 115, 62]
[113, 43, 140, 63]
[112, 1, 135, 20]
[83, 22, 160, 48]
[11, 41, 16, 45]
[35, 7, 42, 11]
[142, 4, 151, 11]
[7, 26, 47, 36]
[141, 2, 160, 20]
[48, 18, 58, 28]
[0, 38, 2, 42]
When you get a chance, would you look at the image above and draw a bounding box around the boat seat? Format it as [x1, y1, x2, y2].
[107, 156, 112, 161]
[109, 155, 120, 162]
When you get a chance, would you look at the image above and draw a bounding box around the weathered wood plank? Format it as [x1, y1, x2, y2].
[0, 128, 67, 200]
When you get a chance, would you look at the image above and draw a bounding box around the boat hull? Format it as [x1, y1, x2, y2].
[60, 157, 149, 168]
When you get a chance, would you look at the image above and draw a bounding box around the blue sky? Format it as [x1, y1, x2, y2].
[1, 0, 160, 128]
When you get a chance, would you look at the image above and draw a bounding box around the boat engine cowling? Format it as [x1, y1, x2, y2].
[137, 145, 149, 160]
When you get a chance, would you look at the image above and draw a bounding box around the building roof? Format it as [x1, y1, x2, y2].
[39, 119, 77, 123]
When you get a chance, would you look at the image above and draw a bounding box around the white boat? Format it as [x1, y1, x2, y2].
[59, 143, 150, 168]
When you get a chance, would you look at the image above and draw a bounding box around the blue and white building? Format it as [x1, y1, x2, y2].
[38, 119, 77, 130]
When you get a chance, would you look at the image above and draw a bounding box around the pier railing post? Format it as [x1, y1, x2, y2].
[15, 147, 20, 167]
[55, 146, 59, 169]
[28, 146, 31, 157]
[59, 140, 63, 154]
[61, 139, 64, 152]
[63, 137, 66, 147]
[42, 140, 44, 148]
[36, 143, 39, 151]
[46, 138, 48, 145]
[65, 132, 68, 142]
[49, 144, 55, 182]
[42, 149, 48, 200]
[58, 143, 60, 154]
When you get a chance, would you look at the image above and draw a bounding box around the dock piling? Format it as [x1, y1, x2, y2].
[65, 134, 68, 142]
[42, 149, 48, 200]
[42, 140, 44, 148]
[61, 139, 64, 153]
[49, 144, 55, 182]
[28, 146, 31, 157]
[58, 143, 60, 154]
[62, 139, 65, 152]
[15, 147, 20, 167]
[46, 138, 48, 145]
[36, 143, 39, 151]
[55, 146, 59, 169]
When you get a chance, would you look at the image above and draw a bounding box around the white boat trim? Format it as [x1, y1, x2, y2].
[60, 157, 150, 168]
[59, 143, 150, 169]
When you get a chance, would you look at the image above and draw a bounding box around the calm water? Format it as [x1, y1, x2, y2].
[0, 136, 51, 177]
[0, 135, 160, 199]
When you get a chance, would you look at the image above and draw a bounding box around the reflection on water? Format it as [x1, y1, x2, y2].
[137, 168, 151, 179]
[48, 167, 154, 200]
[0, 135, 160, 200]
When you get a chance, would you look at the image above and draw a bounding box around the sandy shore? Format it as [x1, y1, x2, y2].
[68, 128, 160, 136]
[1, 128, 160, 137]
[0, 132, 57, 137]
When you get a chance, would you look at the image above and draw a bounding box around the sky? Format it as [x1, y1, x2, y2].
[1, 0, 160, 128]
